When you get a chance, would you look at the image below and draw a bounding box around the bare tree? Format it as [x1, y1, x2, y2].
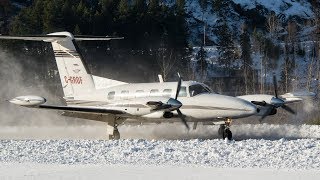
[306, 42, 316, 91]
[266, 12, 280, 39]
[156, 48, 176, 81]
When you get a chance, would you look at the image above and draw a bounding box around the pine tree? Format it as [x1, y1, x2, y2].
[74, 24, 81, 35]
[216, 21, 236, 71]
[199, 0, 208, 10]
[240, 23, 253, 94]
[196, 45, 208, 82]
[118, 0, 129, 20]
[148, 0, 159, 14]
[176, 0, 185, 16]
[212, 0, 230, 18]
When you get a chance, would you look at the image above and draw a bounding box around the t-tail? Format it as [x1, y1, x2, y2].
[0, 32, 126, 98]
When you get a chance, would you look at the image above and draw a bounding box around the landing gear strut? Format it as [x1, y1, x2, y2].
[218, 118, 232, 140]
[107, 121, 121, 140]
[109, 126, 120, 140]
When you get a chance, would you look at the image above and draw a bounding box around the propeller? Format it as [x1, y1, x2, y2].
[175, 74, 189, 130]
[146, 74, 189, 130]
[273, 74, 278, 98]
[260, 105, 274, 122]
[271, 74, 296, 114]
[260, 74, 296, 121]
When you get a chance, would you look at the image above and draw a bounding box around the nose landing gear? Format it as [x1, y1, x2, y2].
[218, 118, 233, 140]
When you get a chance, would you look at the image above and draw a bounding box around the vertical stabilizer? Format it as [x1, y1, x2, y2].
[0, 32, 127, 97]
[48, 32, 95, 97]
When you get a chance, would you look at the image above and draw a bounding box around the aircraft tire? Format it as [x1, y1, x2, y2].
[218, 125, 225, 137]
[223, 129, 232, 140]
[113, 129, 120, 140]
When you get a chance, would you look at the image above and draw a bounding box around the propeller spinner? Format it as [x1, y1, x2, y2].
[146, 74, 189, 130]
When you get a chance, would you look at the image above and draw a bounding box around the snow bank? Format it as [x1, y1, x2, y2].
[0, 139, 319, 169]
[0, 124, 319, 140]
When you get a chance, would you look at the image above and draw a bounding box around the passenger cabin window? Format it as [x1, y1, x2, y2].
[108, 91, 115, 100]
[120, 90, 129, 99]
[189, 84, 211, 97]
[150, 89, 160, 96]
[178, 86, 187, 97]
[163, 89, 172, 97]
[135, 90, 145, 98]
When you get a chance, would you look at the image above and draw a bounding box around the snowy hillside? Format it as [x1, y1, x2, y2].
[180, 0, 315, 45]
[233, 0, 314, 18]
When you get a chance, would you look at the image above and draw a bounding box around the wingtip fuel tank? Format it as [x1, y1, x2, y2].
[9, 96, 46, 106]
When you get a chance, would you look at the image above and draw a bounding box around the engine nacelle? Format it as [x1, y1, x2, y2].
[256, 107, 277, 116]
[163, 112, 173, 118]
[9, 96, 46, 106]
[269, 108, 277, 115]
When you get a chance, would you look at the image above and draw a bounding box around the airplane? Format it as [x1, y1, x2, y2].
[0, 31, 260, 140]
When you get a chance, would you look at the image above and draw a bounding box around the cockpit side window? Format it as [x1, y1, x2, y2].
[189, 84, 211, 97]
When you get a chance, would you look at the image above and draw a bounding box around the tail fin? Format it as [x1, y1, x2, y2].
[0, 32, 126, 97]
[48, 32, 94, 96]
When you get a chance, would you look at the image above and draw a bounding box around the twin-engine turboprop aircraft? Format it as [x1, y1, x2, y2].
[1, 32, 308, 140]
[1, 31, 260, 140]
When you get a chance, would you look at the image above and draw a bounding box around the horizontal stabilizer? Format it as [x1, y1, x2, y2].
[0, 33, 123, 42]
[74, 35, 124, 41]
[0, 35, 67, 42]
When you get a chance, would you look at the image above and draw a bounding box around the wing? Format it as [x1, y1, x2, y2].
[38, 105, 126, 115]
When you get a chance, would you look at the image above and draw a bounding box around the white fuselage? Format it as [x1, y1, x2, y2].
[65, 81, 258, 121]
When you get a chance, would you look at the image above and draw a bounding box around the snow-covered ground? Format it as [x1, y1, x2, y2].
[0, 138, 319, 169]
[0, 164, 319, 180]
[0, 124, 319, 179]
[0, 139, 320, 179]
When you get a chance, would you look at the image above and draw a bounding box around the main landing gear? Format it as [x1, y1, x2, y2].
[107, 120, 121, 140]
[218, 118, 233, 140]
[109, 125, 120, 140]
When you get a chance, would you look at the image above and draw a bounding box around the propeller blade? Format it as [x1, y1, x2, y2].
[175, 76, 182, 100]
[177, 109, 189, 130]
[260, 106, 274, 122]
[281, 104, 296, 114]
[273, 74, 278, 98]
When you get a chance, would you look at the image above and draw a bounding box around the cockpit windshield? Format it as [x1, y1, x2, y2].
[189, 84, 212, 97]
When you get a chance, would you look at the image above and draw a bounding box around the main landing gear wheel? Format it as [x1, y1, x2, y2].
[218, 119, 233, 140]
[223, 128, 232, 140]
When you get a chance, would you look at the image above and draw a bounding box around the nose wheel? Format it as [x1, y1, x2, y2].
[218, 118, 233, 140]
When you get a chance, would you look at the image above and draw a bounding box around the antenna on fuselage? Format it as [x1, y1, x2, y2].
[158, 74, 164, 83]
